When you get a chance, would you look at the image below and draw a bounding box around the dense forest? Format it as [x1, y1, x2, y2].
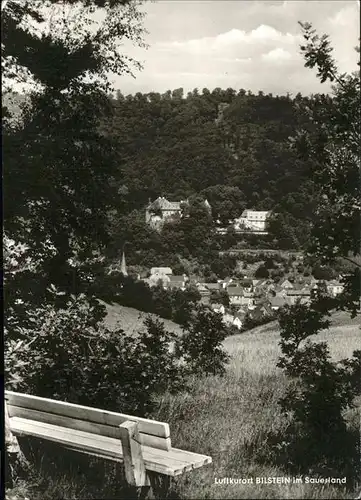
[5, 87, 323, 270]
[98, 88, 321, 265]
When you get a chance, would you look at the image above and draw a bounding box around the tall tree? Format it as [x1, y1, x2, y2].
[3, 0, 145, 305]
[277, 22, 360, 483]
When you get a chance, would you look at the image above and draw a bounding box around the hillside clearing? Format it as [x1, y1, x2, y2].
[152, 309, 360, 499]
[224, 310, 360, 376]
[101, 301, 183, 336]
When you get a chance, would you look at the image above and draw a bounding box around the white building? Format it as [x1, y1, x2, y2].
[150, 267, 173, 276]
[234, 210, 271, 232]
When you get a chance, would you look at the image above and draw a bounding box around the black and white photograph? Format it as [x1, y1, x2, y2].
[3, 0, 360, 499]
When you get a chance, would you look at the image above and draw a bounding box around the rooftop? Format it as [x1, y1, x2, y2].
[240, 210, 271, 219]
[148, 197, 183, 211]
[227, 287, 244, 296]
[150, 267, 173, 275]
[168, 275, 187, 282]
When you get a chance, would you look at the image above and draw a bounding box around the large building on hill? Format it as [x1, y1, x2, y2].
[145, 196, 211, 230]
[234, 210, 272, 232]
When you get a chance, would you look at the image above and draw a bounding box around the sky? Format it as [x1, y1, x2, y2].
[114, 0, 360, 96]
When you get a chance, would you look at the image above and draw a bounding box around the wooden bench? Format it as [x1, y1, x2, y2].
[5, 390, 211, 491]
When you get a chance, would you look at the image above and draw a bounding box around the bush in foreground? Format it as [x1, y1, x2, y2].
[5, 293, 184, 415]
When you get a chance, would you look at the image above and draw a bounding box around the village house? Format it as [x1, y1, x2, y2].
[144, 267, 173, 288]
[205, 282, 221, 292]
[222, 312, 243, 330]
[254, 279, 273, 295]
[279, 278, 294, 290]
[269, 296, 290, 311]
[239, 278, 253, 292]
[145, 196, 211, 230]
[166, 275, 188, 291]
[274, 287, 288, 298]
[196, 282, 223, 304]
[235, 306, 248, 316]
[228, 287, 255, 307]
[247, 302, 274, 322]
[196, 283, 211, 303]
[145, 197, 183, 230]
[286, 288, 311, 305]
[227, 286, 244, 305]
[145, 274, 171, 288]
[326, 280, 344, 297]
[234, 210, 272, 233]
[150, 267, 172, 276]
[232, 314, 243, 330]
[218, 278, 234, 289]
[211, 303, 226, 315]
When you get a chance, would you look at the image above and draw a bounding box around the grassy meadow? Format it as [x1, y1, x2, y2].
[151, 310, 360, 499]
[6, 310, 361, 500]
[101, 301, 183, 336]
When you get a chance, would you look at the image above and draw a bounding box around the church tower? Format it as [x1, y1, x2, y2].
[120, 251, 128, 276]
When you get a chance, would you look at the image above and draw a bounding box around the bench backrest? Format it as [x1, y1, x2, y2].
[5, 391, 171, 451]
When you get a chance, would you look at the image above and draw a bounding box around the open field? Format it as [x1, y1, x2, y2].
[151, 309, 360, 499]
[101, 301, 183, 336]
[6, 309, 360, 499]
[224, 310, 361, 376]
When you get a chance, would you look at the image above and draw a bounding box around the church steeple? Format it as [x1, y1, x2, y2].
[120, 250, 127, 276]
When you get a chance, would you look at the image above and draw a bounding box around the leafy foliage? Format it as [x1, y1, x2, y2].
[276, 22, 360, 482]
[5, 293, 184, 415]
[176, 305, 230, 377]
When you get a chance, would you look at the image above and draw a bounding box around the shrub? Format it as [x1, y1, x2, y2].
[5, 294, 183, 415]
[176, 305, 230, 376]
[277, 302, 361, 479]
[312, 264, 336, 281]
[254, 265, 270, 279]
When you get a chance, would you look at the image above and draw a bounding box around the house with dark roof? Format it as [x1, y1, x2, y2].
[205, 282, 221, 291]
[167, 275, 188, 290]
[239, 278, 253, 291]
[286, 288, 311, 305]
[227, 286, 244, 305]
[248, 302, 274, 321]
[145, 197, 211, 230]
[269, 296, 289, 310]
[279, 279, 294, 290]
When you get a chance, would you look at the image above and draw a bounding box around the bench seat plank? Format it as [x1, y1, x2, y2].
[7, 405, 171, 451]
[5, 392, 169, 440]
[9, 417, 212, 477]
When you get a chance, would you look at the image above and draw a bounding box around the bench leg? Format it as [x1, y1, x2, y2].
[148, 473, 171, 500]
[119, 421, 150, 488]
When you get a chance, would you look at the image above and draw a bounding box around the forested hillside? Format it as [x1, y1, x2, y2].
[103, 88, 321, 253]
[3, 87, 330, 270]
